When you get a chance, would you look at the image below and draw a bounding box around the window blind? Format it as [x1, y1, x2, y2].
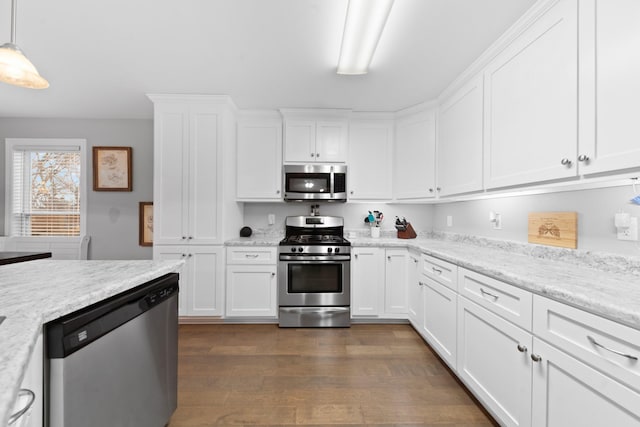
[11, 149, 82, 237]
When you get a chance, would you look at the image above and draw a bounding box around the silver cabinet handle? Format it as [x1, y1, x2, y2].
[413, 258, 418, 264]
[8, 389, 35, 425]
[418, 281, 425, 287]
[480, 288, 499, 300]
[560, 158, 572, 167]
[429, 188, 434, 192]
[187, 253, 193, 258]
[245, 254, 259, 258]
[436, 187, 441, 192]
[276, 190, 280, 194]
[316, 153, 320, 158]
[387, 256, 391, 261]
[531, 354, 542, 362]
[587, 335, 638, 360]
[181, 253, 187, 257]
[310, 153, 315, 157]
[182, 236, 186, 240]
[354, 254, 358, 259]
[432, 267, 442, 274]
[578, 154, 590, 162]
[188, 236, 193, 240]
[517, 344, 528, 353]
[271, 272, 276, 277]
[350, 191, 354, 195]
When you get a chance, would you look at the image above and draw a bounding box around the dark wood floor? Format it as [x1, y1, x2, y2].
[168, 324, 497, 427]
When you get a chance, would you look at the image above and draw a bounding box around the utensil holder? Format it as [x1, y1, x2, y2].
[397, 223, 417, 239]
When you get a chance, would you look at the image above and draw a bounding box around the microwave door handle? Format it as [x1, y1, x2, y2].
[330, 165, 334, 198]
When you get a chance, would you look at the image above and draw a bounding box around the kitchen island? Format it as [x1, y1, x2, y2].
[0, 259, 184, 426]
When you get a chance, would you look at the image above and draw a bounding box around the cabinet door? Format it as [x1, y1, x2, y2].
[154, 246, 189, 315]
[394, 110, 436, 199]
[236, 119, 283, 200]
[13, 333, 43, 427]
[384, 249, 408, 315]
[153, 102, 189, 244]
[532, 338, 640, 427]
[457, 296, 532, 427]
[315, 120, 347, 162]
[226, 265, 277, 317]
[188, 105, 220, 244]
[422, 278, 457, 370]
[284, 120, 316, 162]
[351, 248, 384, 316]
[484, 0, 578, 189]
[348, 120, 393, 200]
[437, 76, 484, 196]
[187, 246, 224, 317]
[407, 253, 422, 328]
[578, 0, 640, 175]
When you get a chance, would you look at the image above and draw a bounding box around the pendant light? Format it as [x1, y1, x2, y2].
[0, 0, 48, 89]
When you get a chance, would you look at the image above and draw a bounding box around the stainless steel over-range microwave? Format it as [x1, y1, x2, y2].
[283, 164, 347, 202]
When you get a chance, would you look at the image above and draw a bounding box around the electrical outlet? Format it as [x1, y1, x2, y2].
[489, 211, 502, 230]
[446, 215, 453, 227]
[267, 214, 275, 225]
[618, 217, 638, 241]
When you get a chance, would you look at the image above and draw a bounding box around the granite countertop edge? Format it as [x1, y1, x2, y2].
[0, 259, 184, 427]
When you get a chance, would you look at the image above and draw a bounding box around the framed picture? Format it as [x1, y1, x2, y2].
[139, 202, 153, 246]
[93, 146, 132, 191]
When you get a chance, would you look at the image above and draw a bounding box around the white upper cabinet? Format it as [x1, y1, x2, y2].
[236, 113, 283, 201]
[577, 0, 640, 175]
[153, 100, 221, 244]
[484, 0, 578, 189]
[348, 116, 394, 200]
[394, 107, 437, 199]
[437, 76, 484, 196]
[281, 109, 349, 163]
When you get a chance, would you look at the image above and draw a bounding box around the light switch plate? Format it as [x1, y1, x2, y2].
[618, 217, 638, 241]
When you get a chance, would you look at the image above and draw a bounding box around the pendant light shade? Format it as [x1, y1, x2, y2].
[0, 0, 49, 89]
[0, 42, 49, 88]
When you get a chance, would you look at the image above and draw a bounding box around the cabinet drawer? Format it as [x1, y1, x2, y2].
[421, 254, 457, 291]
[458, 268, 532, 330]
[226, 247, 277, 264]
[533, 295, 640, 393]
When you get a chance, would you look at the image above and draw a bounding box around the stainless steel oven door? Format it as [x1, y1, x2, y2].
[278, 255, 350, 307]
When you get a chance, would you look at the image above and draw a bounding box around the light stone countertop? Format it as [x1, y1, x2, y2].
[225, 232, 640, 331]
[0, 259, 184, 426]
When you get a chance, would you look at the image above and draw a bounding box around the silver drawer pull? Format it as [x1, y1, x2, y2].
[245, 254, 259, 258]
[517, 344, 528, 353]
[480, 288, 499, 300]
[8, 389, 35, 425]
[587, 336, 638, 361]
[531, 354, 542, 363]
[432, 267, 442, 275]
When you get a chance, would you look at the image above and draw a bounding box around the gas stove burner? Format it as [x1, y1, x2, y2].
[281, 234, 350, 245]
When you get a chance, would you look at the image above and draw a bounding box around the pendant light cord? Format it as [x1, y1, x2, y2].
[10, 0, 17, 43]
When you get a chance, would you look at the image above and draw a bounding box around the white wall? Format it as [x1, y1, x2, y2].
[432, 185, 640, 256]
[242, 202, 434, 237]
[0, 118, 154, 260]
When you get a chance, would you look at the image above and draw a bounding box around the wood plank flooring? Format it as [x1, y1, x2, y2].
[168, 324, 497, 427]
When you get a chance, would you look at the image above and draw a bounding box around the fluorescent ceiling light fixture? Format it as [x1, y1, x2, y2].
[0, 0, 49, 89]
[337, 0, 394, 75]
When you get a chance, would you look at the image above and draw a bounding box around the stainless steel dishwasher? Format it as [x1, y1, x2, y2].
[45, 273, 179, 427]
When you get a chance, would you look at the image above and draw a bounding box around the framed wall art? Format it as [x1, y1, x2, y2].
[93, 146, 132, 191]
[139, 202, 153, 246]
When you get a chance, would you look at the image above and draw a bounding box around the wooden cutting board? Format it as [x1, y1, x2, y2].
[528, 212, 577, 249]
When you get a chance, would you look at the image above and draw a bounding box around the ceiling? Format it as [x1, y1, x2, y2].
[0, 0, 537, 119]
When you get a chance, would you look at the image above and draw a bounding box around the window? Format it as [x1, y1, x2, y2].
[5, 139, 87, 238]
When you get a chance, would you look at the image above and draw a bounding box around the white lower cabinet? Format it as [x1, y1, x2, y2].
[154, 245, 224, 317]
[421, 277, 457, 369]
[407, 252, 422, 328]
[457, 295, 533, 427]
[351, 247, 385, 316]
[11, 333, 43, 427]
[384, 249, 408, 316]
[225, 247, 278, 318]
[531, 337, 640, 427]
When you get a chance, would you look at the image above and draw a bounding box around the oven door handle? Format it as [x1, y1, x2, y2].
[279, 255, 351, 262]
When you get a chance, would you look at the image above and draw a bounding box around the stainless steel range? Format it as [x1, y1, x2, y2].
[278, 216, 351, 327]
